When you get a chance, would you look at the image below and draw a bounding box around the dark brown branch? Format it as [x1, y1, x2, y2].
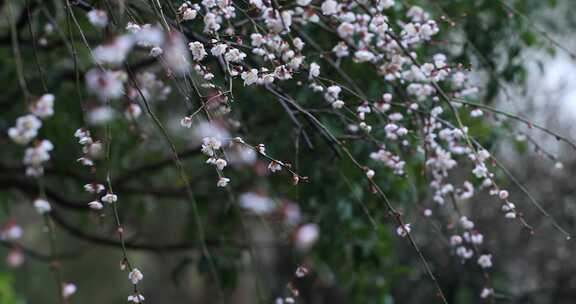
[0, 0, 39, 44]
[0, 176, 266, 252]
[57, 56, 159, 82]
[0, 177, 89, 211]
[0, 239, 78, 262]
[114, 147, 202, 185]
[48, 210, 278, 252]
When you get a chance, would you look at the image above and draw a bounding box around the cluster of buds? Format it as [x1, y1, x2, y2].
[127, 268, 145, 303]
[74, 128, 103, 167]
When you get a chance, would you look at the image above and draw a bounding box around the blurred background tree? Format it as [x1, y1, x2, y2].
[1, 0, 576, 303]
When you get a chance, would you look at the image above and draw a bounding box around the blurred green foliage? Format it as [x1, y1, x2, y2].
[0, 0, 574, 303]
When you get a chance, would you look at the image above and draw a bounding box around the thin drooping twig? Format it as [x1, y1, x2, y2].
[338, 144, 449, 304]
[43, 214, 67, 304]
[25, 0, 48, 92]
[125, 65, 224, 299]
[265, 86, 449, 303]
[497, 0, 576, 60]
[103, 112, 142, 296]
[7, 0, 30, 101]
[433, 115, 572, 239]
[466, 135, 573, 239]
[453, 99, 576, 151]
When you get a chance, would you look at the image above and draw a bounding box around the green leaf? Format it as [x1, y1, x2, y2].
[520, 31, 537, 46]
[0, 273, 20, 304]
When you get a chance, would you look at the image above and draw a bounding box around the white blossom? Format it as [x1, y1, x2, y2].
[217, 177, 230, 187]
[33, 198, 51, 214]
[87, 10, 108, 28]
[77, 157, 94, 167]
[83, 141, 103, 159]
[133, 25, 164, 48]
[150, 46, 163, 57]
[366, 169, 375, 179]
[389, 113, 403, 121]
[459, 181, 474, 200]
[324, 85, 341, 103]
[295, 223, 319, 250]
[396, 223, 411, 237]
[470, 109, 483, 117]
[201, 137, 222, 157]
[128, 268, 144, 284]
[163, 32, 191, 75]
[8, 115, 42, 145]
[456, 246, 473, 259]
[181, 8, 197, 21]
[6, 249, 25, 268]
[477, 254, 493, 268]
[188, 41, 207, 61]
[88, 201, 104, 210]
[309, 62, 320, 79]
[337, 22, 355, 38]
[203, 13, 222, 33]
[472, 163, 488, 179]
[293, 37, 305, 50]
[85, 69, 126, 100]
[241, 69, 259, 86]
[125, 103, 142, 120]
[470, 232, 484, 245]
[30, 94, 55, 118]
[215, 158, 227, 170]
[377, 0, 394, 9]
[180, 116, 193, 128]
[1, 224, 23, 240]
[87, 106, 115, 125]
[274, 65, 292, 80]
[23, 140, 54, 176]
[211, 43, 228, 56]
[102, 193, 118, 203]
[250, 33, 264, 47]
[224, 48, 247, 63]
[354, 50, 376, 63]
[459, 216, 474, 229]
[332, 42, 349, 57]
[480, 288, 494, 299]
[239, 192, 275, 214]
[321, 0, 339, 15]
[268, 161, 282, 172]
[332, 100, 345, 109]
[295, 266, 309, 277]
[93, 35, 134, 65]
[450, 235, 463, 246]
[62, 283, 77, 298]
[128, 294, 146, 303]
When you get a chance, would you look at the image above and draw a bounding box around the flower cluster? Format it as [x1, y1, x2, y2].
[91, 0, 492, 269]
[8, 94, 55, 176]
[74, 128, 103, 167]
[127, 268, 145, 303]
[3, 0, 563, 301]
[199, 136, 232, 187]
